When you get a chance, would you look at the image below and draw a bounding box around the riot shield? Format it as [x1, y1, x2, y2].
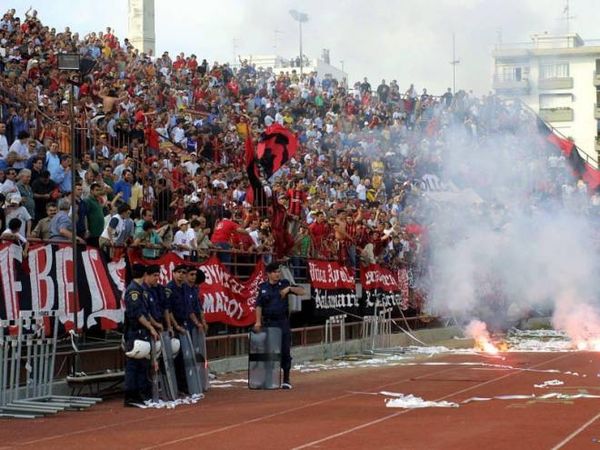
[179, 330, 202, 395]
[190, 328, 210, 392]
[159, 332, 178, 401]
[248, 327, 282, 389]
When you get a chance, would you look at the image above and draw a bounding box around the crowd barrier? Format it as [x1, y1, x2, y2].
[0, 311, 101, 418]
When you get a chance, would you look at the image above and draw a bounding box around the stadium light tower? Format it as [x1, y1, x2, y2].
[289, 9, 309, 76]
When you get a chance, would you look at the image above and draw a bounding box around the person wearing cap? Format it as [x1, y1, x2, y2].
[183, 152, 200, 176]
[4, 193, 31, 237]
[253, 262, 305, 389]
[141, 265, 166, 333]
[123, 263, 159, 406]
[172, 218, 197, 260]
[184, 265, 208, 333]
[165, 264, 191, 393]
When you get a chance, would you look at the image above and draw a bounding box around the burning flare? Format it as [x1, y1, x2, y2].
[574, 339, 600, 351]
[465, 319, 506, 354]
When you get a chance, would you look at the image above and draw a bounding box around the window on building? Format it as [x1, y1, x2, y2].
[539, 93, 573, 109]
[498, 65, 527, 82]
[539, 63, 570, 80]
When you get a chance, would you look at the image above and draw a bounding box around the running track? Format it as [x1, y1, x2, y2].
[3, 351, 600, 449]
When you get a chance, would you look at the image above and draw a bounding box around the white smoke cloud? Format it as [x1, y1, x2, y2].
[417, 104, 600, 344]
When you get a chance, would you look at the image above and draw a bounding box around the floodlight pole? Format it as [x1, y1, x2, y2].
[299, 19, 303, 76]
[450, 33, 460, 94]
[290, 10, 308, 77]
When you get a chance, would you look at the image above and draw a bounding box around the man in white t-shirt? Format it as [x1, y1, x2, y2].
[356, 180, 367, 202]
[0, 123, 9, 159]
[246, 218, 260, 248]
[183, 152, 200, 175]
[172, 218, 197, 259]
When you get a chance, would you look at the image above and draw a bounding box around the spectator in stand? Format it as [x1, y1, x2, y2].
[50, 155, 72, 194]
[4, 192, 31, 238]
[49, 197, 84, 243]
[211, 210, 249, 264]
[0, 123, 9, 159]
[172, 218, 197, 260]
[29, 202, 57, 240]
[114, 169, 133, 205]
[31, 170, 57, 222]
[133, 220, 165, 259]
[0, 167, 20, 199]
[1, 217, 28, 255]
[99, 203, 133, 250]
[16, 168, 34, 220]
[8, 130, 30, 169]
[44, 141, 61, 174]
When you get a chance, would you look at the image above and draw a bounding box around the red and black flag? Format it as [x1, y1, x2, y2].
[256, 123, 298, 179]
[537, 118, 600, 190]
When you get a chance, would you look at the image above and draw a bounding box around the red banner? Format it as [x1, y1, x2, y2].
[308, 259, 358, 316]
[0, 242, 123, 330]
[360, 263, 406, 312]
[308, 259, 355, 290]
[128, 252, 265, 327]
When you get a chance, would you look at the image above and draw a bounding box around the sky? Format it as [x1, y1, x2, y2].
[6, 0, 600, 94]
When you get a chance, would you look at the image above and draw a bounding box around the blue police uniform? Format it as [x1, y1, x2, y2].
[165, 280, 188, 327]
[142, 282, 163, 323]
[184, 283, 202, 331]
[165, 280, 190, 393]
[153, 283, 171, 321]
[256, 279, 292, 376]
[124, 280, 151, 402]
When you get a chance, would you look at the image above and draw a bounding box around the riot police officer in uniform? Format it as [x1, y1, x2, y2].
[184, 265, 208, 333]
[165, 264, 191, 393]
[123, 263, 159, 406]
[142, 265, 166, 333]
[253, 262, 305, 389]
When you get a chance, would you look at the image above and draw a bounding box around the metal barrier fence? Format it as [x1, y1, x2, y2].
[361, 308, 393, 354]
[324, 314, 347, 360]
[0, 311, 101, 418]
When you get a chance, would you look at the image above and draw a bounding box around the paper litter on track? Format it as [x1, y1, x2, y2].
[379, 391, 600, 409]
[382, 392, 459, 409]
[136, 393, 204, 409]
[534, 379, 564, 388]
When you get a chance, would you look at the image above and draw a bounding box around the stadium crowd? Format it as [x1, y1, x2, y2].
[0, 7, 593, 289]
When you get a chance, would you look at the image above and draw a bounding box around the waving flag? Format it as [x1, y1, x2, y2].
[256, 123, 298, 179]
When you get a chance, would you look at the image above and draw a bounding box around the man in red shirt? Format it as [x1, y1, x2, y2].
[308, 212, 329, 258]
[211, 210, 248, 265]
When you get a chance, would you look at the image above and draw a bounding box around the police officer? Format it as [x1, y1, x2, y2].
[165, 264, 191, 392]
[142, 265, 166, 332]
[123, 263, 159, 406]
[184, 265, 208, 333]
[253, 262, 305, 389]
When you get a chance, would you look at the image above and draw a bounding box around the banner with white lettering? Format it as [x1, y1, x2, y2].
[128, 252, 265, 327]
[360, 263, 406, 314]
[0, 242, 123, 330]
[308, 259, 358, 316]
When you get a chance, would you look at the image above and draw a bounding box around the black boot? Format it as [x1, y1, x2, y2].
[124, 390, 140, 407]
[282, 371, 292, 390]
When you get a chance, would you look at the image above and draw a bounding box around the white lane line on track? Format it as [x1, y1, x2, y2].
[14, 364, 458, 448]
[550, 411, 600, 450]
[140, 366, 462, 450]
[292, 353, 574, 450]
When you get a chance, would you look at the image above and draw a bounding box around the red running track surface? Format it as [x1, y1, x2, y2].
[3, 351, 600, 450]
